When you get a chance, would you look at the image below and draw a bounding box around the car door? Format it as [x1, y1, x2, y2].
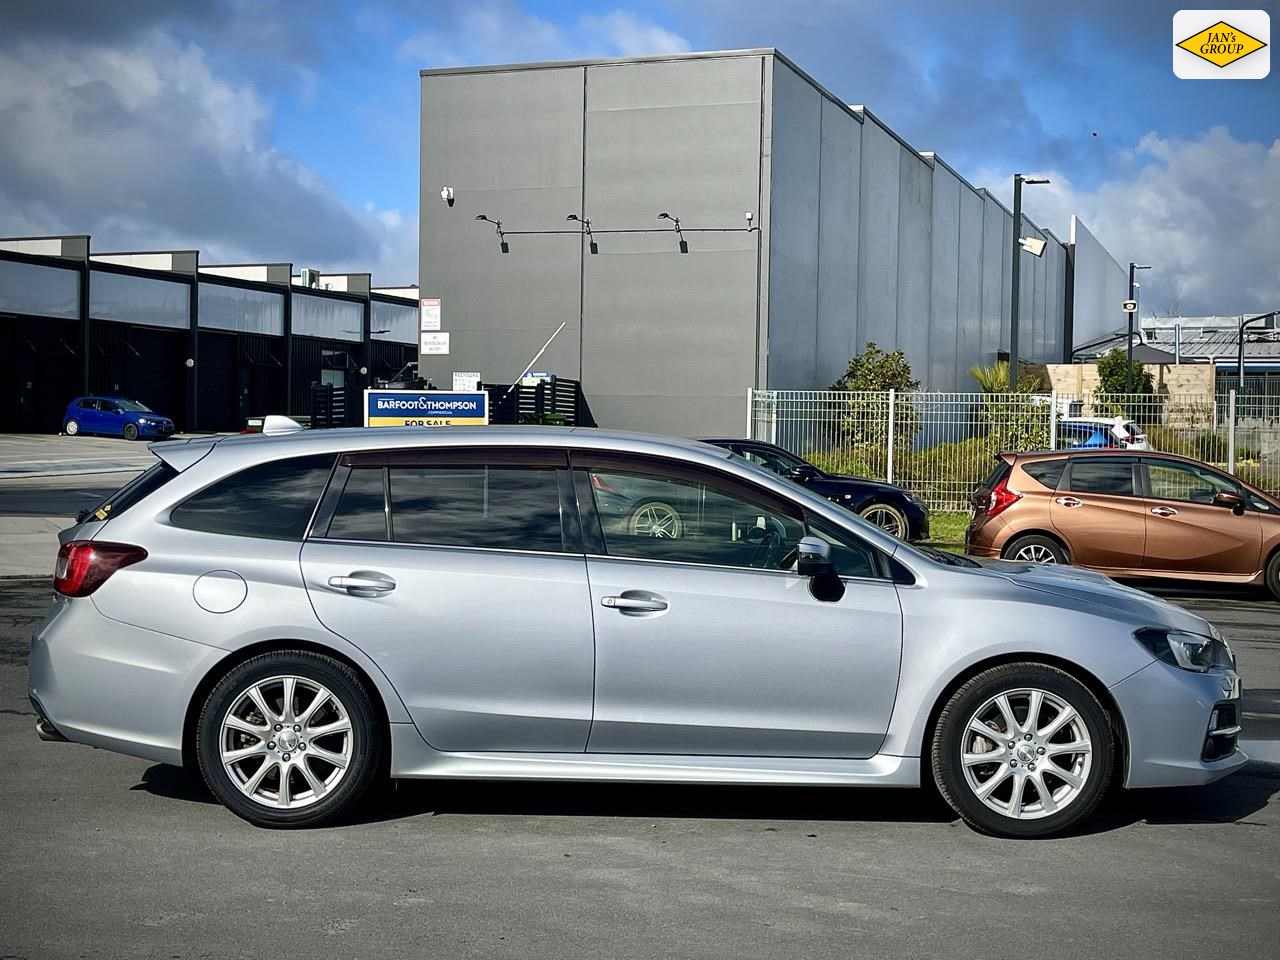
[575, 451, 902, 759]
[1050, 456, 1147, 569]
[1140, 458, 1262, 575]
[77, 398, 103, 433]
[300, 446, 596, 753]
[98, 399, 124, 435]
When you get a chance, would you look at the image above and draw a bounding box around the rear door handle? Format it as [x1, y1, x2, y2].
[328, 571, 397, 597]
[1150, 506, 1178, 517]
[1055, 497, 1083, 508]
[601, 594, 668, 613]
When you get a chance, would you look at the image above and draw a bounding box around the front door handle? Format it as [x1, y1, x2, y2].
[328, 571, 397, 597]
[1150, 506, 1178, 518]
[1055, 496, 1083, 508]
[601, 593, 668, 613]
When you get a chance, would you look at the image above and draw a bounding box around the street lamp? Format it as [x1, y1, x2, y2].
[1238, 310, 1280, 404]
[1125, 263, 1151, 392]
[1008, 174, 1050, 391]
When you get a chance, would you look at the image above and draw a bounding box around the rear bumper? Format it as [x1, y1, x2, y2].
[27, 596, 225, 766]
[1110, 660, 1248, 788]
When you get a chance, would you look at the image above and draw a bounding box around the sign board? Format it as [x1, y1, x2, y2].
[419, 298, 441, 331]
[452, 371, 482, 391]
[520, 370, 553, 387]
[420, 331, 450, 355]
[364, 389, 489, 427]
[1122, 299, 1138, 314]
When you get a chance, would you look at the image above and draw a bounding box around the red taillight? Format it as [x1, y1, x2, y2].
[591, 474, 620, 495]
[986, 475, 1023, 519]
[53, 541, 148, 597]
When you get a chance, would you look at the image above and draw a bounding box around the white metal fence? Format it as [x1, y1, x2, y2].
[748, 388, 1280, 513]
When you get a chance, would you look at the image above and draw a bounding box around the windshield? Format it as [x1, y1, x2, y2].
[114, 399, 153, 412]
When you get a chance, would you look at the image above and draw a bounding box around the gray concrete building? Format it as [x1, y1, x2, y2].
[419, 48, 1107, 435]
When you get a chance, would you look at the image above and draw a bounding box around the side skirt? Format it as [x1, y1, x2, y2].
[388, 724, 920, 787]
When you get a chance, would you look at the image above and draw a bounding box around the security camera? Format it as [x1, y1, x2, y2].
[745, 211, 753, 224]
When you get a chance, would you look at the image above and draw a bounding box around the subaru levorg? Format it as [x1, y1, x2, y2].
[29, 427, 1245, 837]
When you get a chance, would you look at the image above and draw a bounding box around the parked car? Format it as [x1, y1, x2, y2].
[31, 427, 1244, 837]
[62, 396, 175, 441]
[966, 448, 1280, 599]
[700, 438, 929, 541]
[1056, 416, 1151, 451]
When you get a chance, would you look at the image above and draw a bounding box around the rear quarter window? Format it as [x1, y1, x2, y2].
[86, 461, 179, 521]
[170, 453, 335, 540]
[1021, 459, 1066, 490]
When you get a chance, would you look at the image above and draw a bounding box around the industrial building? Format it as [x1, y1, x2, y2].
[0, 236, 417, 434]
[418, 48, 1129, 436]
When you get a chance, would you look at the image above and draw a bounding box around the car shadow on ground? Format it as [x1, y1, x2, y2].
[133, 759, 1280, 834]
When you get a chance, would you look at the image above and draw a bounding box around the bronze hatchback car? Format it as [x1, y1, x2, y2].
[966, 449, 1280, 600]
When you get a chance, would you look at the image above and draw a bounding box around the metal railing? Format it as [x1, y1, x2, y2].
[748, 388, 1280, 512]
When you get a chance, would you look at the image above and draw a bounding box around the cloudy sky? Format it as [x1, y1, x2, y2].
[2, 0, 1276, 314]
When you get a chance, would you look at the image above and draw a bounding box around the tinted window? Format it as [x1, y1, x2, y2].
[1022, 459, 1066, 490]
[86, 461, 179, 521]
[76, 398, 96, 409]
[804, 516, 882, 579]
[980, 458, 1011, 489]
[1066, 459, 1134, 496]
[326, 467, 388, 541]
[116, 399, 151, 412]
[589, 468, 805, 569]
[387, 466, 564, 552]
[740, 445, 806, 475]
[171, 453, 335, 540]
[1147, 461, 1237, 504]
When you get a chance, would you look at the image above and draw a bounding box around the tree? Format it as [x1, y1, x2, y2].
[1095, 348, 1153, 396]
[968, 359, 1048, 394]
[830, 342, 919, 391]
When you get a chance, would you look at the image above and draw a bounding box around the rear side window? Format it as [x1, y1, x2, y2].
[1065, 458, 1135, 496]
[1021, 459, 1066, 490]
[171, 453, 335, 540]
[326, 467, 388, 541]
[980, 458, 1011, 490]
[386, 466, 565, 552]
[86, 460, 179, 521]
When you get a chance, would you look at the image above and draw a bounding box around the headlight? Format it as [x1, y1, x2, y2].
[905, 491, 924, 505]
[137, 418, 151, 425]
[1134, 627, 1235, 672]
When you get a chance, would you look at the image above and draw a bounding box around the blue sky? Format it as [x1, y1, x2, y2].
[2, 0, 1277, 313]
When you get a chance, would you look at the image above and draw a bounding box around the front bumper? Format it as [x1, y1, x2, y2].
[1110, 659, 1248, 788]
[137, 422, 175, 438]
[28, 596, 225, 766]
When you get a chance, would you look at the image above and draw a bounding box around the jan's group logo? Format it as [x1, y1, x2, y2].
[1174, 10, 1269, 78]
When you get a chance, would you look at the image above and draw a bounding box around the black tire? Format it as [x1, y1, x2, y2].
[931, 662, 1114, 838]
[64, 419, 80, 436]
[196, 650, 383, 828]
[858, 501, 909, 539]
[1002, 533, 1068, 565]
[1266, 550, 1280, 602]
[122, 423, 139, 441]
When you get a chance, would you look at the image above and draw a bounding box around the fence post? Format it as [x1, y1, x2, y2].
[769, 396, 777, 446]
[746, 386, 754, 437]
[1048, 390, 1058, 451]
[886, 389, 896, 483]
[1228, 388, 1237, 475]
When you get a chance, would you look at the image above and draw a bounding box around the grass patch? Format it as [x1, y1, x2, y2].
[925, 510, 969, 546]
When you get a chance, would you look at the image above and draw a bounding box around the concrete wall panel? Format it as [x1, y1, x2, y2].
[895, 151, 932, 380]
[856, 118, 900, 351]
[929, 164, 961, 390]
[815, 97, 861, 389]
[1070, 215, 1127, 350]
[956, 186, 986, 387]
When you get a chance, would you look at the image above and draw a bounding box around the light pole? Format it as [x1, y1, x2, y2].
[1125, 263, 1151, 392]
[1238, 310, 1279, 404]
[1008, 174, 1050, 391]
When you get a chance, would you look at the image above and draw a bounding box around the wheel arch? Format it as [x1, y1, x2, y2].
[182, 639, 393, 772]
[1000, 528, 1071, 562]
[919, 652, 1129, 791]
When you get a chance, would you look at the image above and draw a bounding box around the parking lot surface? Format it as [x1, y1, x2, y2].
[1, 574, 1277, 960]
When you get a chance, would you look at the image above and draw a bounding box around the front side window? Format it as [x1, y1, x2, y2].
[387, 465, 564, 552]
[803, 516, 883, 579]
[587, 467, 807, 569]
[1146, 461, 1238, 505]
[1066, 458, 1135, 496]
[171, 453, 335, 540]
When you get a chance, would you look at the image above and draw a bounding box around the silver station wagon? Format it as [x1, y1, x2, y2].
[29, 427, 1245, 837]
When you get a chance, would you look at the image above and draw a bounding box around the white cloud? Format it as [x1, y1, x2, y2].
[975, 127, 1280, 316]
[400, 1, 691, 67]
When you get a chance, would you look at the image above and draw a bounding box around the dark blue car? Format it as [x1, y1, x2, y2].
[62, 396, 175, 441]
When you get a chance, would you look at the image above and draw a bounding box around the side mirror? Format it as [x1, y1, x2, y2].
[1214, 491, 1246, 515]
[788, 465, 819, 483]
[797, 536, 845, 602]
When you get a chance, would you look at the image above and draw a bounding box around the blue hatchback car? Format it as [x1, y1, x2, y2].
[62, 397, 175, 441]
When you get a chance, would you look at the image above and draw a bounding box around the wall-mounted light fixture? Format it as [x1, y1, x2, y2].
[566, 213, 598, 254]
[475, 214, 509, 253]
[1018, 236, 1047, 257]
[657, 212, 687, 253]
[440, 186, 455, 207]
[745, 211, 757, 232]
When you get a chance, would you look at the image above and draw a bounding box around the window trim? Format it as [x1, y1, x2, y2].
[1062, 456, 1139, 498]
[342, 446, 568, 469]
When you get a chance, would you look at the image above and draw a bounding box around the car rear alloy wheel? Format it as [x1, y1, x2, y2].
[629, 501, 684, 539]
[859, 503, 908, 539]
[64, 420, 80, 436]
[1003, 534, 1067, 565]
[197, 651, 382, 828]
[932, 663, 1113, 838]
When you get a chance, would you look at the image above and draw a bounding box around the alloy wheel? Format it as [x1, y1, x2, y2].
[219, 675, 353, 810]
[629, 502, 683, 538]
[860, 505, 906, 539]
[1013, 543, 1058, 564]
[960, 687, 1092, 820]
